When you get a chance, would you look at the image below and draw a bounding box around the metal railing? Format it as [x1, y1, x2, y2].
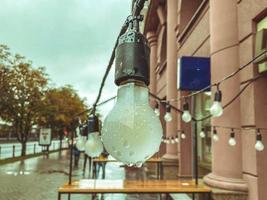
[0, 140, 69, 160]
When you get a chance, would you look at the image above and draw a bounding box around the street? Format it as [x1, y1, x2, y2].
[0, 150, 179, 200]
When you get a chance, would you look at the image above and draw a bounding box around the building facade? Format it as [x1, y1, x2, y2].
[142, 0, 267, 199]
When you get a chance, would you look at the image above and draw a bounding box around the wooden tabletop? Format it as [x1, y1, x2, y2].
[92, 157, 173, 163]
[58, 179, 211, 193]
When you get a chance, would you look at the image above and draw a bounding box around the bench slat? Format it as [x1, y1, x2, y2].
[58, 179, 211, 194]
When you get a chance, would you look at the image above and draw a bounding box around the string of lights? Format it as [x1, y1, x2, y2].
[161, 126, 266, 152]
[150, 73, 266, 123]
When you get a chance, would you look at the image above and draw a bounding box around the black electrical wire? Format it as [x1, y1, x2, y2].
[91, 0, 147, 115]
[91, 21, 129, 115]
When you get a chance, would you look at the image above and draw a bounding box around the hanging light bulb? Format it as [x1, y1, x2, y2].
[199, 128, 206, 138]
[182, 102, 192, 123]
[164, 103, 172, 122]
[210, 87, 223, 117]
[76, 136, 87, 151]
[170, 137, 176, 144]
[181, 131, 186, 139]
[166, 138, 171, 144]
[255, 129, 264, 151]
[102, 16, 163, 166]
[161, 136, 166, 143]
[175, 136, 179, 143]
[228, 129, 236, 146]
[212, 127, 219, 142]
[154, 102, 160, 116]
[84, 116, 104, 157]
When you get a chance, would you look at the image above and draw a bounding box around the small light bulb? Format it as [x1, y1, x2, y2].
[166, 138, 171, 144]
[175, 136, 179, 143]
[170, 137, 175, 144]
[164, 113, 172, 122]
[199, 128, 205, 138]
[182, 111, 192, 123]
[228, 131, 236, 146]
[154, 108, 160, 116]
[161, 137, 165, 143]
[255, 132, 264, 151]
[76, 136, 87, 151]
[154, 103, 160, 116]
[213, 134, 219, 141]
[212, 128, 219, 142]
[181, 131, 186, 139]
[164, 104, 172, 122]
[182, 102, 192, 123]
[210, 90, 223, 117]
[85, 132, 103, 157]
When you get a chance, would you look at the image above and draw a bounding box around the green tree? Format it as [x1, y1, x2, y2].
[0, 45, 48, 156]
[38, 86, 88, 147]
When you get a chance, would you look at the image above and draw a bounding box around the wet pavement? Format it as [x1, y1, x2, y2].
[0, 151, 196, 200]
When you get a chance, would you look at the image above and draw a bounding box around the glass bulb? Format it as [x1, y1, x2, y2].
[199, 131, 205, 138]
[171, 138, 175, 144]
[255, 140, 264, 151]
[154, 108, 160, 116]
[102, 83, 163, 166]
[210, 101, 223, 117]
[76, 127, 81, 137]
[166, 139, 171, 144]
[85, 132, 104, 157]
[228, 137, 236, 146]
[212, 134, 219, 142]
[181, 133, 186, 139]
[164, 112, 172, 122]
[76, 136, 87, 151]
[182, 111, 192, 123]
[175, 137, 179, 143]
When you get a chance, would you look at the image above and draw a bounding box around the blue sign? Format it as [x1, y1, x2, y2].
[178, 56, 210, 91]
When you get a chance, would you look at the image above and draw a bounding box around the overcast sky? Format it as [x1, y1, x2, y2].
[0, 0, 132, 116]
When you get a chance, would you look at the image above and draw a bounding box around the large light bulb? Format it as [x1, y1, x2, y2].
[76, 136, 87, 151]
[255, 133, 264, 151]
[182, 102, 192, 123]
[210, 90, 223, 117]
[85, 132, 104, 157]
[102, 83, 163, 166]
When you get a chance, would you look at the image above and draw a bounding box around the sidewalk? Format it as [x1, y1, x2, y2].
[0, 150, 179, 200]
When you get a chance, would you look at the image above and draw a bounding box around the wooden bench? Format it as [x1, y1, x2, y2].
[58, 179, 212, 200]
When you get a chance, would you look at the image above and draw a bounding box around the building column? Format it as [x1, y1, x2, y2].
[147, 32, 157, 98]
[163, 0, 178, 160]
[203, 0, 248, 195]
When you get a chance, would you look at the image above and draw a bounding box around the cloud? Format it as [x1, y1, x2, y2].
[0, 0, 131, 111]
